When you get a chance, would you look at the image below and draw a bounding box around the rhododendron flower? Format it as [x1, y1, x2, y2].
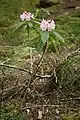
[47, 20, 55, 31]
[40, 19, 48, 31]
[20, 11, 34, 21]
[40, 19, 55, 31]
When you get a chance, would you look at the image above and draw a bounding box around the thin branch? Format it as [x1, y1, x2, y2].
[28, 42, 48, 86]
[66, 47, 80, 59]
[33, 42, 47, 75]
[0, 63, 32, 74]
[60, 97, 80, 101]
[22, 104, 63, 109]
[0, 83, 26, 94]
[0, 63, 51, 78]
[0, 68, 6, 106]
[30, 47, 33, 73]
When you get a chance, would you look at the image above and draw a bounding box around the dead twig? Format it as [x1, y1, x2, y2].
[21, 103, 63, 109]
[0, 63, 51, 78]
[66, 47, 80, 59]
[0, 63, 32, 74]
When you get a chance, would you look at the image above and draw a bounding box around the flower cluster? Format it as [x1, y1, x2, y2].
[20, 11, 55, 32]
[40, 19, 55, 31]
[20, 11, 34, 21]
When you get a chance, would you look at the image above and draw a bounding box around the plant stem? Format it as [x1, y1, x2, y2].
[28, 42, 47, 87]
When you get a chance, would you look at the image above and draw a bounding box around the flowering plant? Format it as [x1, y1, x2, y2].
[40, 19, 55, 31]
[20, 11, 34, 21]
[12, 10, 64, 53]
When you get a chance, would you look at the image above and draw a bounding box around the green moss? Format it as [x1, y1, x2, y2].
[0, 102, 27, 120]
[56, 54, 80, 93]
[63, 113, 80, 120]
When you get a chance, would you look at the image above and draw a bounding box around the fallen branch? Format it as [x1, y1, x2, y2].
[60, 97, 80, 101]
[22, 103, 63, 109]
[0, 63, 51, 78]
[66, 47, 80, 59]
[0, 63, 32, 74]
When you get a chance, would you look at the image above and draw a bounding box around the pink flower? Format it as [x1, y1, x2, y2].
[40, 19, 48, 31]
[20, 11, 34, 21]
[40, 19, 55, 31]
[47, 20, 55, 31]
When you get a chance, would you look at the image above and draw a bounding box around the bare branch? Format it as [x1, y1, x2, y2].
[0, 63, 51, 78]
[0, 63, 32, 74]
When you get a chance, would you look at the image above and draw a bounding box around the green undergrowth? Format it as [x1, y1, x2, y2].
[0, 1, 80, 65]
[62, 113, 80, 120]
[0, 9, 80, 67]
[0, 45, 30, 66]
[55, 9, 80, 50]
[56, 53, 80, 94]
[0, 0, 80, 69]
[0, 0, 80, 47]
[0, 102, 27, 120]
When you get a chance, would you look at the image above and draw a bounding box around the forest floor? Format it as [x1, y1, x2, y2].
[0, 0, 80, 120]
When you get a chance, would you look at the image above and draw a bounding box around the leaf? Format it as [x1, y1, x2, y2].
[12, 21, 27, 33]
[49, 36, 58, 52]
[26, 36, 40, 47]
[41, 31, 49, 43]
[28, 22, 33, 28]
[37, 39, 44, 53]
[53, 31, 64, 43]
[32, 26, 40, 36]
[33, 20, 40, 25]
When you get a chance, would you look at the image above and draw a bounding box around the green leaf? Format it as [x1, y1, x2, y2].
[37, 39, 44, 53]
[28, 22, 33, 28]
[26, 36, 40, 47]
[49, 36, 58, 52]
[53, 31, 64, 43]
[32, 26, 40, 36]
[33, 20, 40, 25]
[12, 21, 27, 33]
[41, 31, 49, 43]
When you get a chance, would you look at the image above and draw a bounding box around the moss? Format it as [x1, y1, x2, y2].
[0, 102, 27, 120]
[56, 53, 80, 93]
[63, 113, 80, 120]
